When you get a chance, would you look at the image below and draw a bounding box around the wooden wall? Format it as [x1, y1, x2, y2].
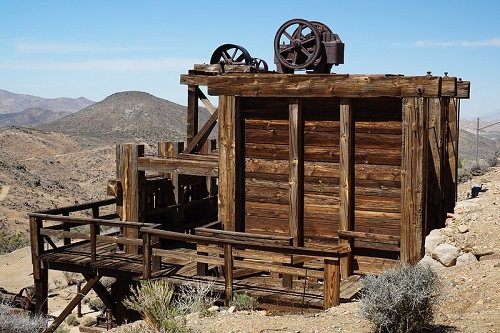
[240, 97, 402, 254]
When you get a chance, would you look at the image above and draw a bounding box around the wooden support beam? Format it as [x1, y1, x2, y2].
[444, 98, 459, 212]
[323, 258, 340, 309]
[401, 97, 428, 264]
[158, 142, 184, 225]
[119, 144, 145, 254]
[184, 108, 218, 154]
[187, 85, 199, 144]
[339, 98, 354, 279]
[196, 86, 217, 115]
[224, 244, 233, 305]
[218, 95, 237, 231]
[426, 97, 446, 232]
[206, 74, 443, 98]
[45, 275, 101, 333]
[30, 216, 48, 314]
[289, 98, 304, 247]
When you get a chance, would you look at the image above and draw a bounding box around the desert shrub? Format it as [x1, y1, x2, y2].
[487, 154, 498, 167]
[83, 296, 105, 312]
[174, 279, 219, 317]
[359, 263, 439, 333]
[65, 314, 79, 326]
[122, 280, 190, 333]
[229, 292, 258, 311]
[0, 303, 48, 333]
[0, 230, 29, 254]
[469, 160, 489, 176]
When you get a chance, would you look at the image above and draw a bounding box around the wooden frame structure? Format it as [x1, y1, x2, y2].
[30, 67, 469, 331]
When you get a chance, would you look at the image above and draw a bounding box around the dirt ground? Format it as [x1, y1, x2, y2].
[1, 165, 499, 332]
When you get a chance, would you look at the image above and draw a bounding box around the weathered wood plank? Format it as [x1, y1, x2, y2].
[444, 98, 459, 212]
[206, 74, 442, 98]
[120, 144, 145, 254]
[137, 156, 218, 177]
[427, 97, 446, 231]
[324, 258, 340, 308]
[339, 98, 355, 278]
[456, 80, 470, 98]
[187, 85, 198, 144]
[289, 98, 304, 247]
[441, 76, 457, 96]
[218, 95, 237, 230]
[401, 97, 428, 264]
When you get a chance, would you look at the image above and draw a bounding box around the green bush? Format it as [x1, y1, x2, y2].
[65, 314, 79, 326]
[123, 280, 190, 333]
[229, 292, 258, 311]
[0, 230, 29, 254]
[359, 263, 439, 333]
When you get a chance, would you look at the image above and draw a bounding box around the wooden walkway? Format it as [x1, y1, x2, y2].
[39, 240, 361, 308]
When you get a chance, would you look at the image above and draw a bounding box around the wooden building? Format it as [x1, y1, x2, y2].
[29, 67, 469, 332]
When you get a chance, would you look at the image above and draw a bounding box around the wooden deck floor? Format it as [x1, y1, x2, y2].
[39, 240, 361, 308]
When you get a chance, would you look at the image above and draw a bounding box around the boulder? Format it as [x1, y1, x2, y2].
[432, 243, 459, 267]
[456, 252, 478, 266]
[425, 229, 445, 255]
[418, 255, 445, 270]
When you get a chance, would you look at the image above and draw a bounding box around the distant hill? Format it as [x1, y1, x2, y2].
[38, 91, 210, 144]
[0, 107, 72, 127]
[0, 89, 95, 127]
[460, 118, 500, 142]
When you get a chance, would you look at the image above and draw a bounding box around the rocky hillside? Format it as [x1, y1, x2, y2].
[37, 91, 209, 145]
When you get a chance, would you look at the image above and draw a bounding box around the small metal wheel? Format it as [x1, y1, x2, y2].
[310, 21, 333, 34]
[210, 44, 253, 66]
[274, 18, 321, 70]
[251, 58, 268, 72]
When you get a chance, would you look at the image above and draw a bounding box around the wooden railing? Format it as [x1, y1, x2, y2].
[140, 226, 350, 309]
[30, 199, 350, 310]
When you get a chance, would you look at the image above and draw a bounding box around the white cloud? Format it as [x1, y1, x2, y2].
[414, 37, 500, 48]
[0, 58, 203, 71]
[14, 42, 169, 54]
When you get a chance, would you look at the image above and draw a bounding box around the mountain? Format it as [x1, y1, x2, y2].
[38, 91, 209, 144]
[460, 118, 500, 141]
[0, 89, 95, 127]
[0, 108, 72, 127]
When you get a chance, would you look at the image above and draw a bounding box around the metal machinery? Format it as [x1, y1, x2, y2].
[210, 19, 344, 74]
[210, 43, 268, 72]
[0, 287, 36, 312]
[274, 18, 344, 73]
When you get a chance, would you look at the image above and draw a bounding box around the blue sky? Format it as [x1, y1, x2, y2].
[1, 0, 499, 119]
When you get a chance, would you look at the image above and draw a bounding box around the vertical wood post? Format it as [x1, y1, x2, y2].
[339, 98, 354, 279]
[444, 98, 459, 213]
[143, 233, 152, 280]
[427, 97, 446, 232]
[289, 98, 304, 247]
[218, 95, 237, 231]
[158, 141, 184, 225]
[187, 85, 199, 144]
[224, 244, 233, 305]
[323, 257, 340, 309]
[401, 97, 428, 264]
[30, 216, 48, 314]
[119, 144, 145, 254]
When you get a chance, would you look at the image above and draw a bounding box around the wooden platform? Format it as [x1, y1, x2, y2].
[38, 240, 360, 308]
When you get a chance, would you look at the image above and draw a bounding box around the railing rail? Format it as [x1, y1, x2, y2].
[30, 199, 350, 309]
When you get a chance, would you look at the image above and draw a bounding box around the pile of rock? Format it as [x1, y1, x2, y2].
[420, 212, 479, 269]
